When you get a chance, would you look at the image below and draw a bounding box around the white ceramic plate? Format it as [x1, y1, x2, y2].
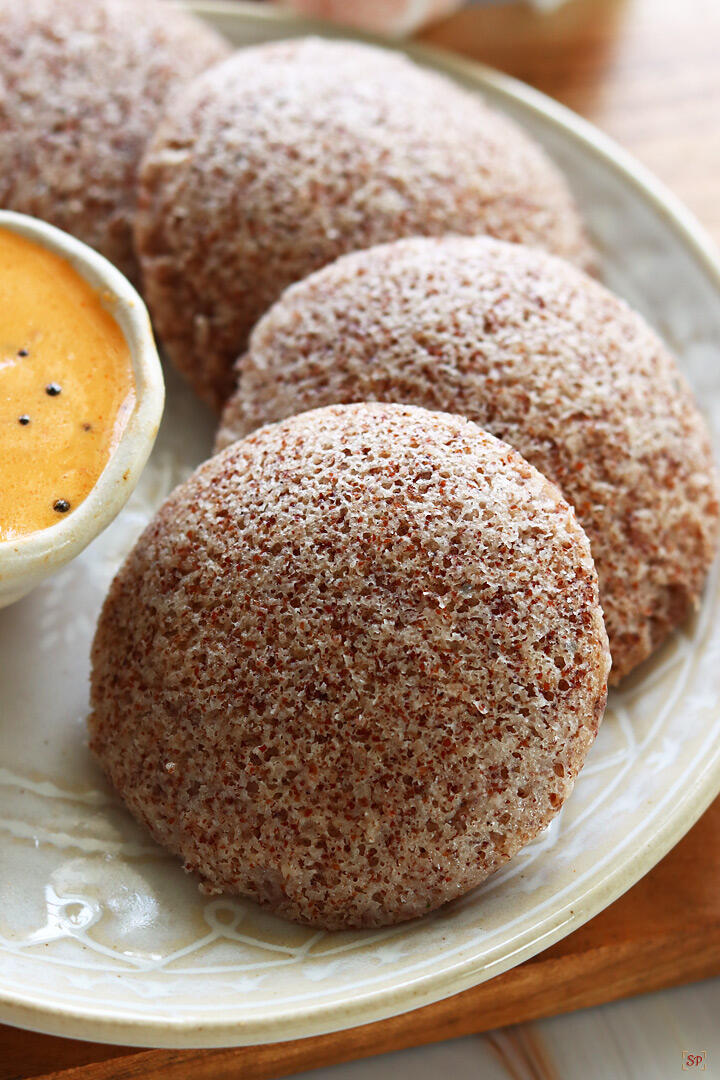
[1, 1, 719, 1049]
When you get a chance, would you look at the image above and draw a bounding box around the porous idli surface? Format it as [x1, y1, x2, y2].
[218, 237, 720, 682]
[135, 37, 592, 409]
[90, 403, 609, 929]
[0, 0, 229, 279]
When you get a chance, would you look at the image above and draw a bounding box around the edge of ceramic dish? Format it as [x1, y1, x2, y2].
[0, 3, 718, 1047]
[0, 211, 165, 601]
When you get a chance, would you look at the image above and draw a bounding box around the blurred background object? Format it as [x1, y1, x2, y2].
[276, 0, 569, 38]
[420, 0, 720, 244]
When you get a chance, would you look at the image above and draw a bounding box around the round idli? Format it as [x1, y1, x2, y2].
[0, 0, 229, 280]
[135, 37, 592, 410]
[217, 236, 720, 682]
[90, 403, 609, 929]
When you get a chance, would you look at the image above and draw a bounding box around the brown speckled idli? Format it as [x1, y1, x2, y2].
[90, 403, 609, 930]
[135, 37, 593, 410]
[0, 0, 229, 280]
[218, 237, 720, 683]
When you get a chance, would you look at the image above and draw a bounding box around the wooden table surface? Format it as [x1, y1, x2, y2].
[423, 0, 720, 247]
[3, 0, 720, 1076]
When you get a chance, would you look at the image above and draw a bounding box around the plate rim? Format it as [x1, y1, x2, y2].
[1, 0, 719, 1048]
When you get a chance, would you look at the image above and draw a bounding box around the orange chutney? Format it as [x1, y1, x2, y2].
[0, 227, 136, 541]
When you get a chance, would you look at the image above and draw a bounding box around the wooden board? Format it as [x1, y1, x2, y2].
[3, 0, 720, 1075]
[3, 796, 719, 1079]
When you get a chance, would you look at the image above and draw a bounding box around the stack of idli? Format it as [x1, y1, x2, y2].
[7, 6, 714, 929]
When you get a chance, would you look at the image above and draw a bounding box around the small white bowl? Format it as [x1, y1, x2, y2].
[0, 211, 164, 607]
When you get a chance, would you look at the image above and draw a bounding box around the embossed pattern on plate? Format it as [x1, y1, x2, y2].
[0, 2, 719, 1048]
